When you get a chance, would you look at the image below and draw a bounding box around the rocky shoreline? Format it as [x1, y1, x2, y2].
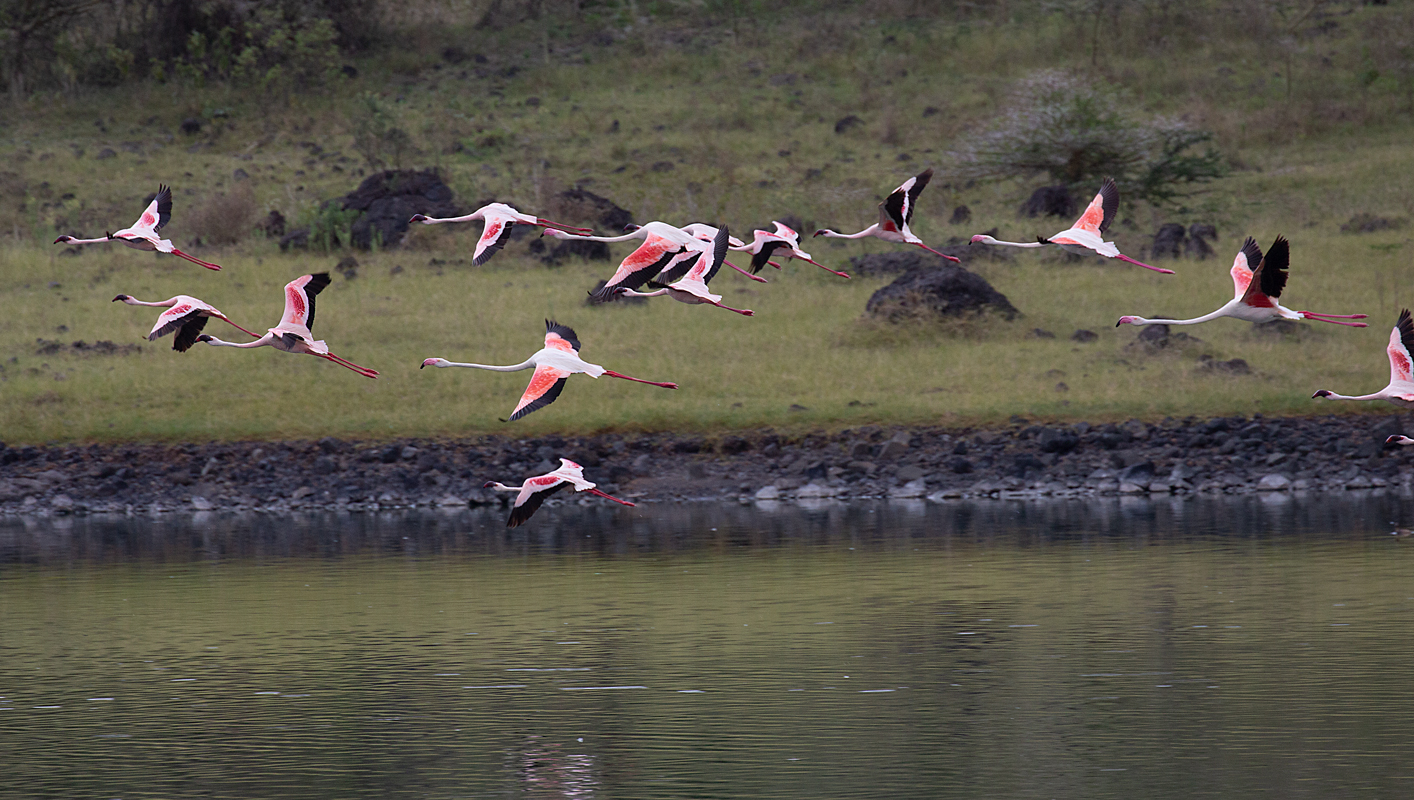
[2, 413, 1412, 517]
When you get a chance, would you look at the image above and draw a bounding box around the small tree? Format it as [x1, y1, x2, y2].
[0, 0, 101, 102]
[952, 70, 1225, 206]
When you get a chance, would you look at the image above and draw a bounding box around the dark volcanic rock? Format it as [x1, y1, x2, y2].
[1341, 213, 1405, 234]
[949, 205, 971, 225]
[553, 188, 633, 231]
[1019, 185, 1075, 219]
[1186, 224, 1218, 259]
[340, 170, 461, 250]
[834, 115, 863, 134]
[865, 266, 1018, 321]
[1037, 428, 1079, 454]
[1152, 223, 1187, 259]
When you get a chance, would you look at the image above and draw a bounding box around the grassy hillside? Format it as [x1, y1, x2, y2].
[2, 2, 1413, 443]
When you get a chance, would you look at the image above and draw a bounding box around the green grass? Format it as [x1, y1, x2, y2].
[3, 3, 1414, 443]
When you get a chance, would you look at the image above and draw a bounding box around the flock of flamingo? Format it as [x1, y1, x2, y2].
[57, 170, 1410, 524]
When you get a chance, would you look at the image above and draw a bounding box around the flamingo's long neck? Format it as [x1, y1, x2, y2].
[423, 212, 485, 224]
[486, 482, 521, 492]
[62, 236, 112, 245]
[981, 237, 1045, 248]
[550, 230, 646, 243]
[122, 297, 177, 308]
[618, 288, 669, 298]
[204, 333, 274, 349]
[1131, 309, 1231, 326]
[817, 225, 879, 240]
[440, 358, 536, 372]
[1320, 390, 1393, 402]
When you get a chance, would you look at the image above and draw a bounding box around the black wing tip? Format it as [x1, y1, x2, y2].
[305, 272, 332, 293]
[1398, 308, 1414, 352]
[544, 319, 582, 350]
[1240, 237, 1263, 267]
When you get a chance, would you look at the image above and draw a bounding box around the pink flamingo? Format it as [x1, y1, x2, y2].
[54, 185, 222, 270]
[112, 293, 260, 352]
[408, 202, 593, 265]
[544, 222, 701, 303]
[420, 320, 676, 421]
[970, 178, 1173, 274]
[740, 220, 849, 277]
[485, 458, 635, 528]
[1117, 236, 1367, 328]
[195, 273, 378, 378]
[1313, 309, 1414, 407]
[814, 168, 960, 265]
[615, 226, 755, 316]
[680, 223, 768, 283]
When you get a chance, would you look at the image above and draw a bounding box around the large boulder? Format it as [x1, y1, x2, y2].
[341, 170, 460, 249]
[550, 188, 633, 231]
[865, 265, 1018, 321]
[1151, 223, 1186, 259]
[849, 250, 956, 276]
[1019, 185, 1076, 219]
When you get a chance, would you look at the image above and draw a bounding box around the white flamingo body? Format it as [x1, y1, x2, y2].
[54, 186, 222, 270]
[409, 201, 592, 265]
[681, 223, 767, 282]
[112, 293, 259, 352]
[545, 222, 702, 302]
[736, 221, 848, 277]
[1313, 309, 1414, 407]
[421, 320, 677, 421]
[484, 458, 635, 528]
[1117, 237, 1368, 329]
[195, 273, 378, 378]
[970, 178, 1173, 275]
[814, 169, 956, 266]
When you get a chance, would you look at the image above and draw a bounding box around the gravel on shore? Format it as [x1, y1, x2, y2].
[2, 413, 1412, 517]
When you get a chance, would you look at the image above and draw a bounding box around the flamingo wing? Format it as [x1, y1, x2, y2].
[589, 237, 682, 302]
[1072, 178, 1119, 235]
[543, 319, 581, 353]
[656, 250, 703, 285]
[1229, 237, 1264, 300]
[506, 477, 570, 528]
[281, 273, 331, 331]
[750, 240, 789, 274]
[701, 225, 731, 285]
[171, 315, 210, 352]
[131, 185, 173, 234]
[509, 364, 572, 421]
[473, 216, 517, 265]
[1389, 309, 1414, 386]
[770, 220, 800, 242]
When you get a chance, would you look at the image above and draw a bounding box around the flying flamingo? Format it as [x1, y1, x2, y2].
[408, 202, 594, 266]
[681, 223, 768, 283]
[615, 226, 755, 316]
[1387, 436, 1414, 447]
[1312, 309, 1414, 407]
[970, 178, 1173, 274]
[1116, 236, 1368, 328]
[544, 222, 702, 303]
[740, 221, 850, 278]
[814, 168, 960, 265]
[420, 320, 677, 421]
[53, 185, 222, 270]
[484, 458, 635, 528]
[195, 273, 378, 378]
[112, 293, 260, 352]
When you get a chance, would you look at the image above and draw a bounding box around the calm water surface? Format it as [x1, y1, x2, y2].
[2, 495, 1413, 799]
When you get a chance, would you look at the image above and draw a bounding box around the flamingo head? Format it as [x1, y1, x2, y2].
[195, 334, 215, 344]
[969, 234, 995, 245]
[812, 229, 829, 238]
[53, 235, 73, 244]
[622, 223, 642, 232]
[421, 357, 449, 369]
[112, 294, 131, 303]
[482, 481, 497, 489]
[542, 227, 569, 239]
[1388, 435, 1414, 446]
[408, 214, 429, 224]
[1312, 390, 1333, 399]
[1116, 316, 1141, 327]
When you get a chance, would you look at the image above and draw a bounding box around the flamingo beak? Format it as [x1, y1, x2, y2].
[482, 481, 495, 488]
[112, 295, 127, 302]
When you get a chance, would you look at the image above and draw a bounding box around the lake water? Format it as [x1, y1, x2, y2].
[2, 494, 1413, 799]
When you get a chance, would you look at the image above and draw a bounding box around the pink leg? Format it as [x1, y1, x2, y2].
[712, 301, 754, 317]
[915, 242, 962, 263]
[603, 369, 677, 389]
[1115, 253, 1175, 275]
[800, 257, 851, 279]
[586, 487, 636, 507]
[1300, 315, 1368, 328]
[536, 218, 595, 234]
[170, 248, 223, 270]
[1301, 311, 1368, 320]
[323, 352, 379, 378]
[725, 260, 769, 283]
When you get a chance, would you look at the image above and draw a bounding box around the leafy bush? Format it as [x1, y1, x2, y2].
[350, 92, 414, 170]
[171, 5, 341, 95]
[186, 182, 259, 246]
[952, 71, 1225, 205]
[296, 202, 361, 252]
